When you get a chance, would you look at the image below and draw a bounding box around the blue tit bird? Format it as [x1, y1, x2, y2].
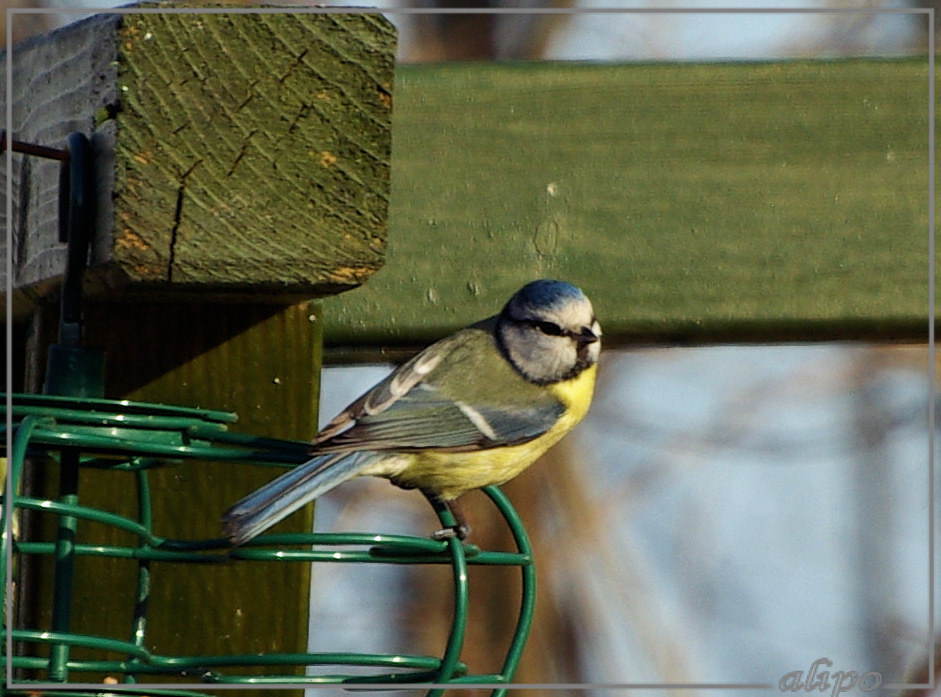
[222, 279, 601, 545]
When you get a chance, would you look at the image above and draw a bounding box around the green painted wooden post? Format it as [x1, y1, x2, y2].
[78, 300, 323, 677]
[3, 6, 395, 688]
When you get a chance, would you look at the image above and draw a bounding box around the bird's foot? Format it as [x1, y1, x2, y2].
[432, 523, 470, 541]
[422, 492, 471, 541]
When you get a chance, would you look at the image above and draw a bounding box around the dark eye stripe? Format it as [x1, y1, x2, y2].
[533, 320, 566, 336]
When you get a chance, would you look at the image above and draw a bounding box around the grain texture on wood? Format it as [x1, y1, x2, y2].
[24, 300, 322, 687]
[322, 59, 931, 352]
[2, 9, 395, 317]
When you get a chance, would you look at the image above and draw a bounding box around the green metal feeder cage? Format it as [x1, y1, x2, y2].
[1, 392, 536, 695]
[3, 130, 535, 696]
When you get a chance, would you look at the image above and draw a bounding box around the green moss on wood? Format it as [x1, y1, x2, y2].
[112, 11, 395, 293]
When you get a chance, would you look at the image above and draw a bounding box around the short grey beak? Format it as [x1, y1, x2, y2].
[576, 326, 600, 345]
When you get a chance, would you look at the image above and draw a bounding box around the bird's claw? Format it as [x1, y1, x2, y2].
[432, 524, 469, 541]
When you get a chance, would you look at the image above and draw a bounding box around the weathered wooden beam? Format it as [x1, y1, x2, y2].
[323, 59, 931, 353]
[3, 8, 395, 317]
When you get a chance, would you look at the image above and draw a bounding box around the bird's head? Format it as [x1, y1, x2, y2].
[497, 280, 602, 385]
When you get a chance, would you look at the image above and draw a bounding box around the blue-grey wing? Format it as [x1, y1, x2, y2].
[313, 324, 564, 453]
[322, 383, 565, 452]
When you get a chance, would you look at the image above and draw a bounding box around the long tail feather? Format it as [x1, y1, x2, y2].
[222, 451, 382, 545]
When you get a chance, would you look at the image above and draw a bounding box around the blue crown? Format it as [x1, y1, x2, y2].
[512, 279, 586, 311]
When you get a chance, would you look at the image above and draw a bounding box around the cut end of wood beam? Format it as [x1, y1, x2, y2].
[3, 8, 396, 318]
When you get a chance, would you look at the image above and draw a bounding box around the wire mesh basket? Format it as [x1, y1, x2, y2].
[1, 392, 536, 696]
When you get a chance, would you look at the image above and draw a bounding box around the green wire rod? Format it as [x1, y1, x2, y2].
[1, 393, 536, 696]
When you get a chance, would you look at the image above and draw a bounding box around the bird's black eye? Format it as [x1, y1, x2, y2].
[533, 320, 565, 336]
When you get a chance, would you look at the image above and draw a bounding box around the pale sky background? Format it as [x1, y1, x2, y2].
[26, 1, 925, 63]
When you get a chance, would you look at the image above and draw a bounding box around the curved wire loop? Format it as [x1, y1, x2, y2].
[1, 393, 535, 695]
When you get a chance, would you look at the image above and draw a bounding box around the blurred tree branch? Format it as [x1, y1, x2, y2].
[402, 0, 573, 61]
[1, 1, 53, 47]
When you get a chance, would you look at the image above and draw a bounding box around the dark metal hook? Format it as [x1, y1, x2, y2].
[10, 130, 107, 398]
[58, 133, 94, 348]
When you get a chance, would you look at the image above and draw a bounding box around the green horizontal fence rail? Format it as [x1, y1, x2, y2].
[1, 393, 536, 696]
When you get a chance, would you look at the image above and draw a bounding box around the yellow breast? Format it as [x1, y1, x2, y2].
[375, 364, 598, 499]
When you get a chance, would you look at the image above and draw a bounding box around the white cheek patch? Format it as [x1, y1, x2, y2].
[586, 341, 601, 362]
[552, 305, 584, 328]
[548, 305, 599, 342]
